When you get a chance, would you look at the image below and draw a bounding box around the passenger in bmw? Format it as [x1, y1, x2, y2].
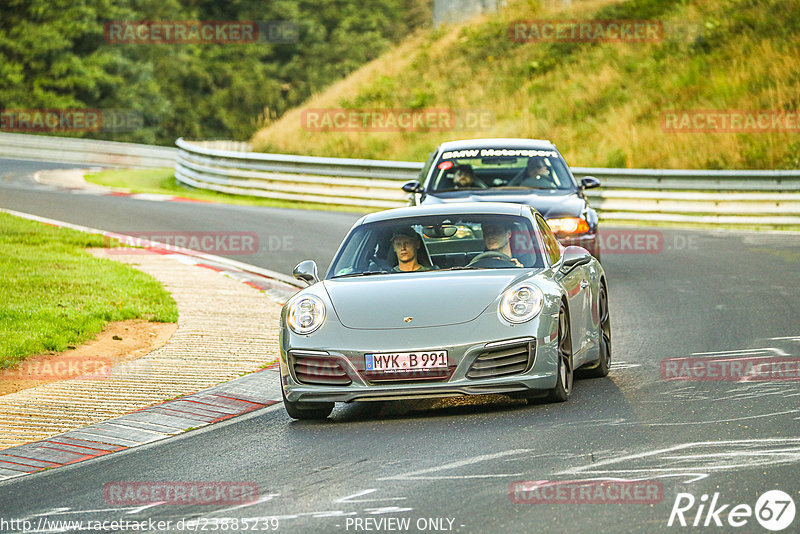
[510, 156, 556, 188]
[453, 164, 486, 189]
[390, 226, 434, 272]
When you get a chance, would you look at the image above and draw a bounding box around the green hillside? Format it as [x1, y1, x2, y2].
[251, 0, 800, 170]
[0, 0, 430, 144]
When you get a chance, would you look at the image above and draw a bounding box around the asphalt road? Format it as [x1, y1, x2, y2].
[1, 159, 799, 533]
[0, 159, 363, 275]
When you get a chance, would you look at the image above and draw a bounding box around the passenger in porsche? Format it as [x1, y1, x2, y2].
[390, 226, 433, 272]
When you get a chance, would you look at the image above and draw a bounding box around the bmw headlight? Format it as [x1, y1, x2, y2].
[547, 217, 589, 235]
[499, 284, 544, 324]
[287, 294, 326, 334]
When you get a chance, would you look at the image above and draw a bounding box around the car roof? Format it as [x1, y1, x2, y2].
[360, 202, 531, 224]
[435, 138, 557, 152]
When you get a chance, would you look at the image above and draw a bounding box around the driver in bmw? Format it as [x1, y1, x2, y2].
[510, 156, 555, 188]
[481, 222, 523, 267]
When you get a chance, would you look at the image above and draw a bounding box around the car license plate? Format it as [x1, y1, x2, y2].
[365, 351, 448, 372]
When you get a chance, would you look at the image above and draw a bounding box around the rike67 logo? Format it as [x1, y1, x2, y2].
[668, 490, 796, 531]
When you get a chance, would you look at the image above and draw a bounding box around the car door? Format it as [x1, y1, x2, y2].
[536, 213, 589, 354]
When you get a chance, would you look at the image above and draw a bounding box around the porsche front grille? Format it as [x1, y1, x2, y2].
[292, 353, 352, 386]
[466, 340, 535, 379]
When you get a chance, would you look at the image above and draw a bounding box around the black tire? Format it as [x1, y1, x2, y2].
[545, 306, 573, 403]
[581, 284, 611, 378]
[282, 387, 334, 420]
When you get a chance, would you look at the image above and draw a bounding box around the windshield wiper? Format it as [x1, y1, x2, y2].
[495, 186, 552, 190]
[331, 270, 387, 279]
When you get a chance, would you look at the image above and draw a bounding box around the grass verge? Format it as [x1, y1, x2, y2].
[251, 0, 800, 170]
[84, 168, 375, 214]
[0, 212, 178, 369]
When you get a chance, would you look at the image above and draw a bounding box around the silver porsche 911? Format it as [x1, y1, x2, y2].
[279, 202, 611, 420]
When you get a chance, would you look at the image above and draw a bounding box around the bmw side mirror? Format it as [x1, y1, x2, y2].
[293, 260, 320, 285]
[402, 180, 423, 194]
[580, 176, 601, 189]
[560, 246, 592, 271]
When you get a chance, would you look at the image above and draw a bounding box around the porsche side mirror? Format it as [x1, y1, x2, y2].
[402, 180, 423, 193]
[580, 176, 601, 189]
[560, 246, 592, 271]
[293, 260, 320, 285]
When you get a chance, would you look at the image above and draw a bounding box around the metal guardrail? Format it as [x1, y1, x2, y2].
[0, 132, 176, 168]
[1, 133, 797, 225]
[175, 138, 800, 225]
[175, 138, 420, 209]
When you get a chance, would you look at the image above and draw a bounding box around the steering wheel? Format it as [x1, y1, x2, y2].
[467, 251, 518, 268]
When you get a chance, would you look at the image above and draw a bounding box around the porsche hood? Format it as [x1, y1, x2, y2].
[323, 271, 524, 329]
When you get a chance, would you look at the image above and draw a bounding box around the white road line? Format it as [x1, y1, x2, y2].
[125, 502, 165, 514]
[650, 473, 709, 483]
[610, 409, 800, 427]
[207, 493, 281, 515]
[336, 489, 377, 502]
[335, 489, 406, 503]
[24, 507, 140, 517]
[659, 449, 800, 460]
[558, 438, 800, 476]
[18, 508, 71, 522]
[377, 449, 532, 481]
[363, 506, 414, 514]
[692, 347, 789, 356]
[313, 511, 358, 518]
[385, 473, 525, 480]
[609, 361, 641, 369]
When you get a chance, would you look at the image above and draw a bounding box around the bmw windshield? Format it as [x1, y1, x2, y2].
[428, 148, 576, 193]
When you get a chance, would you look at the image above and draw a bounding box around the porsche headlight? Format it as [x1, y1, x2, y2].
[287, 295, 326, 334]
[499, 284, 544, 324]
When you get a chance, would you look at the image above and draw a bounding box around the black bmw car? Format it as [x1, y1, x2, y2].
[402, 138, 602, 258]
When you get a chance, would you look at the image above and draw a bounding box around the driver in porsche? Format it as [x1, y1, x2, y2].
[481, 222, 523, 267]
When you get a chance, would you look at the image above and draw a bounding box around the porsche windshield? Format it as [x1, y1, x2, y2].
[429, 148, 575, 192]
[328, 214, 545, 278]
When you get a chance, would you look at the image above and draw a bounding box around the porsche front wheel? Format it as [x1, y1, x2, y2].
[582, 284, 611, 378]
[282, 387, 334, 420]
[546, 306, 573, 403]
